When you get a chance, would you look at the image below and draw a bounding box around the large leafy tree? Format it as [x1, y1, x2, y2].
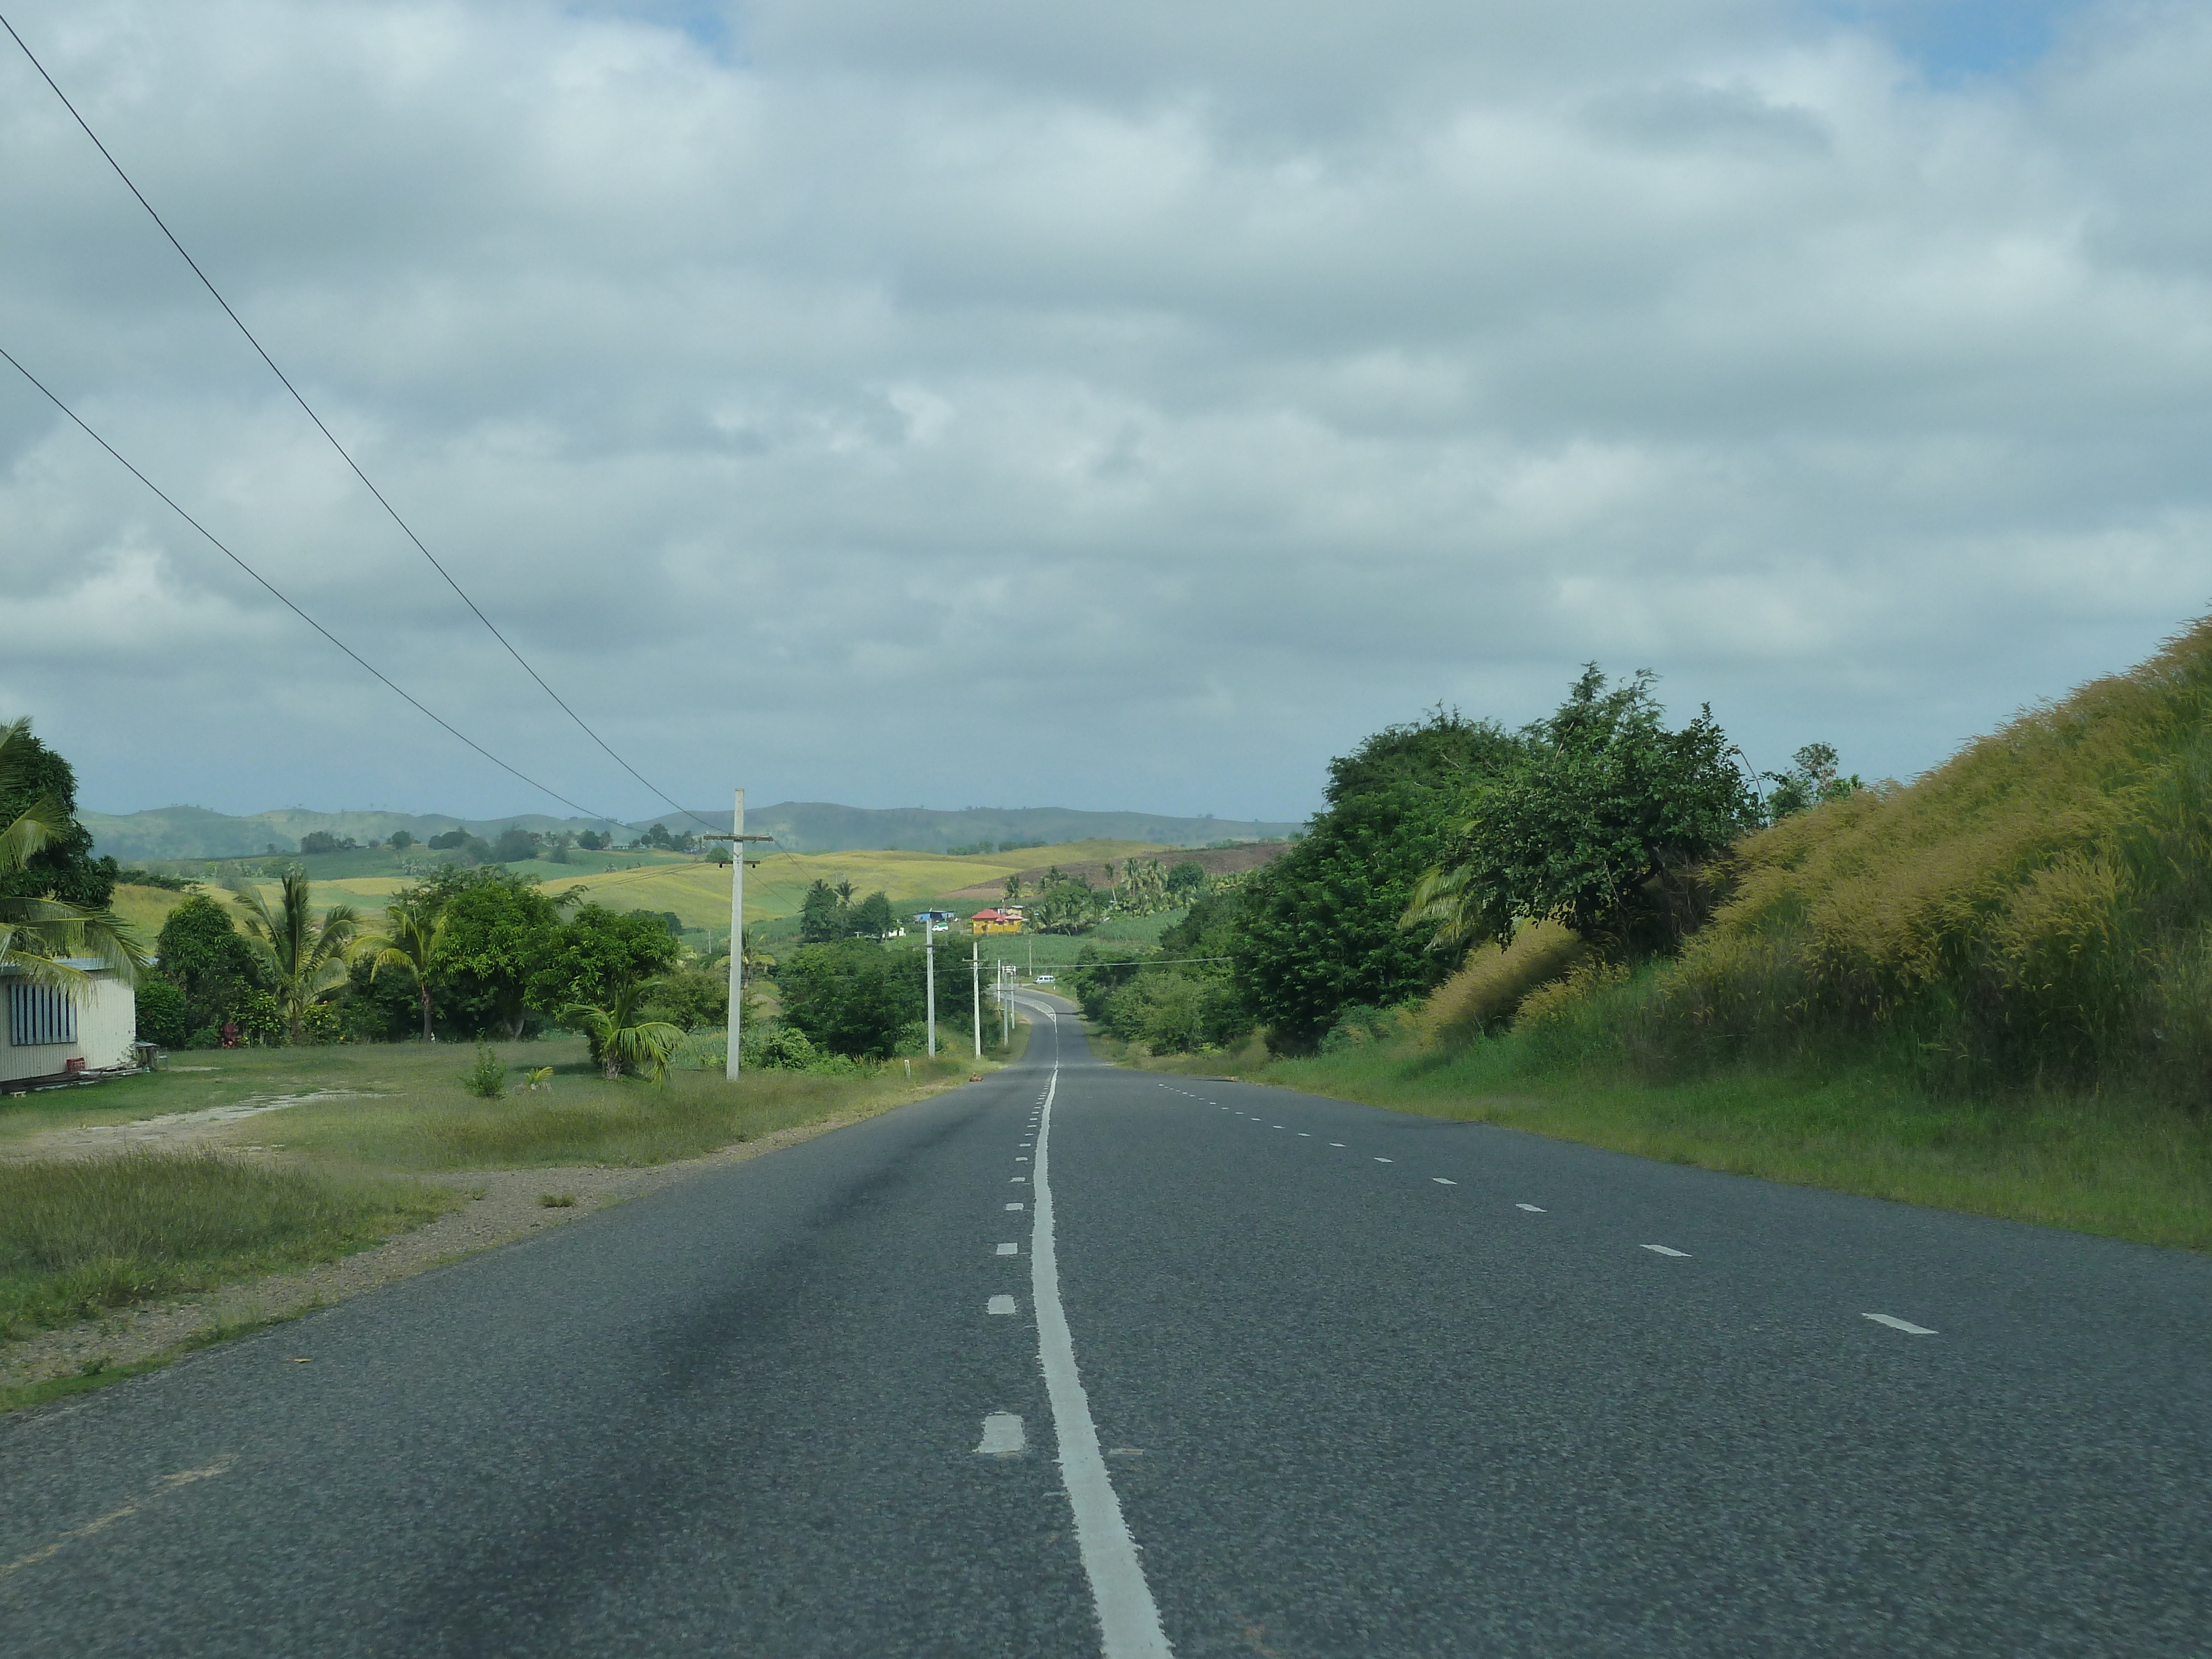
[1232, 709, 1524, 1050]
[232, 867, 358, 1043]
[432, 869, 564, 1039]
[524, 902, 681, 1021]
[0, 717, 145, 994]
[146, 895, 262, 1044]
[777, 939, 922, 1057]
[1406, 667, 1761, 954]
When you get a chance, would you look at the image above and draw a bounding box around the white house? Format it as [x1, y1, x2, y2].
[1, 959, 138, 1087]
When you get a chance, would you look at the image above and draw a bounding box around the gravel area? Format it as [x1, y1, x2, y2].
[1, 1101, 905, 1399]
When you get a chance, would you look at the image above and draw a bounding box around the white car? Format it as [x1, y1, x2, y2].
[1034, 974, 1056, 984]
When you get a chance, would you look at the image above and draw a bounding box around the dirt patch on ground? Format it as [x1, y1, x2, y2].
[0, 1099, 907, 1400]
[0, 1092, 383, 1162]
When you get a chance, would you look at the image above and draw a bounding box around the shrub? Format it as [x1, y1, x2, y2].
[460, 1045, 507, 1098]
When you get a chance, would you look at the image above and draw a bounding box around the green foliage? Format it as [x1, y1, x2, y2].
[1406, 667, 1761, 959]
[430, 870, 564, 1039]
[460, 1044, 507, 1098]
[1166, 860, 1207, 898]
[388, 830, 416, 851]
[0, 717, 146, 998]
[1079, 890, 1253, 1053]
[113, 867, 192, 891]
[231, 867, 358, 1045]
[741, 1024, 820, 1070]
[364, 895, 447, 1042]
[796, 879, 895, 942]
[1764, 742, 1863, 822]
[490, 826, 542, 863]
[144, 894, 263, 1046]
[1031, 868, 1105, 934]
[1233, 709, 1522, 1050]
[525, 902, 682, 1020]
[776, 938, 924, 1058]
[643, 964, 729, 1033]
[299, 831, 358, 855]
[562, 981, 684, 1082]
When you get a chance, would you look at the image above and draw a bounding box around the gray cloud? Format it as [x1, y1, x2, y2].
[1, 0, 2204, 823]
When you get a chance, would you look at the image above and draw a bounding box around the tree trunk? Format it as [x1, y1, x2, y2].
[420, 987, 434, 1042]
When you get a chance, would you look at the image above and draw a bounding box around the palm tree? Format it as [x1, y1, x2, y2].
[564, 980, 684, 1082]
[363, 896, 446, 1042]
[0, 717, 147, 993]
[231, 867, 358, 1044]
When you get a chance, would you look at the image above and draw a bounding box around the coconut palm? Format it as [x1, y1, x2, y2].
[363, 895, 446, 1042]
[0, 717, 146, 993]
[563, 980, 684, 1082]
[231, 867, 358, 1043]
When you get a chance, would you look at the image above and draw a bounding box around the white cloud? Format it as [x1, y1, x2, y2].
[0, 0, 2204, 821]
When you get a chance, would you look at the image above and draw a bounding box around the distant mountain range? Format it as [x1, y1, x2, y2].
[82, 801, 1303, 863]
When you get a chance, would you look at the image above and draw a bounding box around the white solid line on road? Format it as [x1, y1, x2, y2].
[1032, 1063, 1175, 1658]
[998, 1243, 1019, 1255]
[975, 1413, 1026, 1455]
[1517, 1204, 1546, 1212]
[1006, 1202, 1025, 1211]
[1865, 1313, 1938, 1335]
[988, 1295, 1018, 1315]
[1642, 1244, 1691, 1258]
[1433, 1177, 1457, 1185]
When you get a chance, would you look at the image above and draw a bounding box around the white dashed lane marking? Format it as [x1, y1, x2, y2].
[1517, 1204, 1546, 1213]
[1642, 1244, 1691, 1258]
[975, 1413, 1026, 1455]
[1006, 1202, 1024, 1212]
[1865, 1313, 1937, 1335]
[988, 1295, 1017, 1315]
[997, 1243, 1019, 1255]
[1374, 1157, 1394, 1164]
[1432, 1178, 1457, 1185]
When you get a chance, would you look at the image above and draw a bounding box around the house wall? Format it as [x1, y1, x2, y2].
[0, 973, 138, 1084]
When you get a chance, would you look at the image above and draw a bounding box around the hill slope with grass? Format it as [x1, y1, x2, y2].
[1141, 618, 2212, 1251]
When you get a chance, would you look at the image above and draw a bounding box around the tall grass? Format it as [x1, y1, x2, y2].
[1611, 616, 2212, 1100]
[0, 1152, 451, 1336]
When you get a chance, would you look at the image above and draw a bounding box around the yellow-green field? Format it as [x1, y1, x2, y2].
[117, 838, 1185, 936]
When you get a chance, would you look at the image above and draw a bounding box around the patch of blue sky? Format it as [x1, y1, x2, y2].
[1813, 0, 2096, 81]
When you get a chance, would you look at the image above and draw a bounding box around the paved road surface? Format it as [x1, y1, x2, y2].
[3, 998, 2208, 1655]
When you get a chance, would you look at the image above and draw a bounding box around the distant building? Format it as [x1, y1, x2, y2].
[970, 907, 1025, 935]
[1, 959, 138, 1089]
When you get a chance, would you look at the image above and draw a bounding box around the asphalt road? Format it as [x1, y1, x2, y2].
[3, 1000, 2208, 1656]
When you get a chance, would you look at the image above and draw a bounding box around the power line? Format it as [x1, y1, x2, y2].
[0, 342, 617, 823]
[1, 12, 720, 833]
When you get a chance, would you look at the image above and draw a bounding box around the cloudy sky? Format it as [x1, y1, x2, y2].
[2, 0, 2205, 825]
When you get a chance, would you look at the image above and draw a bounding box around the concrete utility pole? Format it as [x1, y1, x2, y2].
[709, 790, 775, 1081]
[925, 918, 936, 1056]
[971, 938, 982, 1058]
[725, 789, 744, 1080]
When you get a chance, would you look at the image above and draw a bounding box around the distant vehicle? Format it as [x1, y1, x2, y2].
[1034, 974, 1055, 984]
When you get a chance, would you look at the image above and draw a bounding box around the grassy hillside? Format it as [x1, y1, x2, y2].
[1109, 618, 2212, 1253]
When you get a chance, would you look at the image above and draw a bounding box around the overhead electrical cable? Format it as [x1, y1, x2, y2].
[0, 342, 617, 823]
[1, 12, 719, 833]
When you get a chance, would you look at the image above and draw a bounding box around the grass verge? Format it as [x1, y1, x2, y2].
[0, 1152, 452, 1339]
[1092, 1021, 2212, 1253]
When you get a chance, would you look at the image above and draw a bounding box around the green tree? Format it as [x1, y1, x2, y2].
[148, 894, 261, 1044]
[0, 718, 144, 1000]
[563, 980, 684, 1082]
[490, 826, 542, 863]
[388, 830, 416, 851]
[1166, 860, 1207, 899]
[1031, 869, 1102, 934]
[524, 902, 682, 1021]
[797, 879, 847, 943]
[231, 867, 359, 1043]
[431, 871, 562, 1039]
[1233, 709, 1524, 1050]
[777, 939, 921, 1057]
[643, 964, 729, 1032]
[1406, 667, 1762, 955]
[364, 895, 446, 1042]
[1763, 742, 1863, 822]
[853, 891, 896, 940]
